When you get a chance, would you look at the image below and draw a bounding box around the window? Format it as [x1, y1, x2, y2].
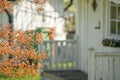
[110, 1, 120, 36]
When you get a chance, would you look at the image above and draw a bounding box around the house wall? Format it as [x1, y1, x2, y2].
[76, 0, 120, 73]
[13, 0, 66, 40]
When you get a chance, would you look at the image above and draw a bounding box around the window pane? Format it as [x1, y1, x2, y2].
[118, 7, 120, 20]
[111, 21, 116, 34]
[111, 6, 117, 19]
[118, 22, 120, 35]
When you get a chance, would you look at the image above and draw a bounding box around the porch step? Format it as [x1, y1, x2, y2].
[44, 70, 88, 80]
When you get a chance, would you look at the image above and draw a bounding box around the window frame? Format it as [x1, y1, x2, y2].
[108, 1, 120, 38]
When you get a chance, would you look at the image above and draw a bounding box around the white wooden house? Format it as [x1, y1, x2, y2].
[0, 0, 120, 80]
[43, 0, 120, 80]
[76, 0, 120, 80]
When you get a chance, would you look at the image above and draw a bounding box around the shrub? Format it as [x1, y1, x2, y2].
[0, 0, 48, 78]
[0, 23, 47, 77]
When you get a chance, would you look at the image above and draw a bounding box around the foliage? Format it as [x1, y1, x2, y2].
[0, 0, 46, 13]
[0, 23, 47, 77]
[64, 0, 75, 12]
[34, 27, 55, 41]
[0, 0, 13, 13]
[0, 0, 49, 78]
[64, 0, 76, 32]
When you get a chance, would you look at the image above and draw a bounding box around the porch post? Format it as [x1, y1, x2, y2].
[88, 48, 95, 80]
[75, 0, 88, 72]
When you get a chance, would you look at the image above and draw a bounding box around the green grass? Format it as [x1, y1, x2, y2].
[0, 73, 41, 80]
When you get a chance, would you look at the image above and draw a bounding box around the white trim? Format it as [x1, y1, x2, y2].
[75, 0, 88, 72]
[105, 0, 120, 39]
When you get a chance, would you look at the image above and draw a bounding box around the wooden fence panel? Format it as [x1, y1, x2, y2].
[41, 39, 78, 71]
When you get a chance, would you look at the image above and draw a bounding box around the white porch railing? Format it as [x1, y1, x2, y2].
[39, 39, 78, 71]
[88, 48, 120, 80]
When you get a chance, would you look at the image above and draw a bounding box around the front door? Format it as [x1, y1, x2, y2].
[87, 0, 103, 51]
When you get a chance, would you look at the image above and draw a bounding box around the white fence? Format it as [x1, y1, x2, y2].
[39, 39, 78, 71]
[88, 48, 120, 80]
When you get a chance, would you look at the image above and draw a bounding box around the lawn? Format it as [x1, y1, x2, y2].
[0, 73, 41, 80]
